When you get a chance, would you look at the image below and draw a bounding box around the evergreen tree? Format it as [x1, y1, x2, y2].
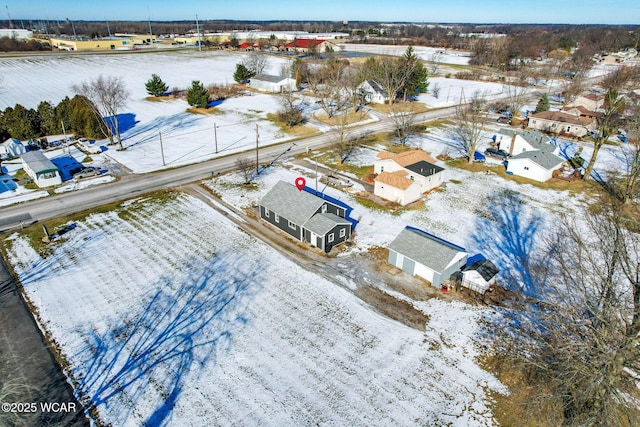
[233, 63, 255, 84]
[401, 46, 429, 100]
[145, 74, 169, 97]
[186, 80, 210, 108]
[3, 104, 41, 140]
[534, 93, 550, 113]
[37, 101, 59, 135]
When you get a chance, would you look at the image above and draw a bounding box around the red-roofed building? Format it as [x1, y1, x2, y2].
[283, 38, 340, 54]
[238, 42, 258, 51]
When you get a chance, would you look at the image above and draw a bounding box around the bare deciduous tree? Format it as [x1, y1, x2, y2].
[236, 157, 254, 184]
[491, 191, 640, 426]
[242, 51, 270, 76]
[307, 58, 351, 118]
[72, 75, 129, 150]
[584, 88, 626, 180]
[332, 108, 367, 164]
[389, 102, 419, 145]
[450, 90, 487, 164]
[428, 52, 443, 75]
[502, 82, 529, 119]
[431, 82, 441, 99]
[277, 90, 304, 127]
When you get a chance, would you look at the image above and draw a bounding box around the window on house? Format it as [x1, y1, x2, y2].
[552, 123, 556, 128]
[275, 213, 280, 223]
[339, 228, 346, 238]
[321, 204, 327, 213]
[524, 166, 529, 170]
[264, 209, 270, 218]
[380, 166, 384, 172]
[410, 175, 414, 180]
[288, 220, 296, 229]
[328, 233, 334, 243]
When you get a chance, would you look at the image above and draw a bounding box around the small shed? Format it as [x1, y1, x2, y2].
[460, 259, 500, 294]
[0, 138, 26, 158]
[21, 151, 62, 188]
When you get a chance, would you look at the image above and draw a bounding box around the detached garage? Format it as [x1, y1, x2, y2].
[249, 74, 297, 93]
[388, 226, 468, 287]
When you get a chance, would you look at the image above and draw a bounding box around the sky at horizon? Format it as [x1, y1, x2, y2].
[5, 1, 640, 25]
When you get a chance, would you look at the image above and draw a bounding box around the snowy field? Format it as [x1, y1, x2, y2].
[2, 49, 533, 179]
[4, 193, 506, 426]
[339, 43, 472, 65]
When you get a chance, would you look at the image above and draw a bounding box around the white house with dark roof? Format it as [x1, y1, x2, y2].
[20, 151, 62, 188]
[388, 226, 468, 287]
[258, 180, 352, 253]
[373, 149, 445, 205]
[249, 74, 297, 93]
[357, 80, 389, 104]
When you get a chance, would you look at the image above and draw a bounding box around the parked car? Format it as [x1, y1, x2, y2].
[496, 116, 512, 125]
[484, 148, 510, 159]
[73, 167, 101, 179]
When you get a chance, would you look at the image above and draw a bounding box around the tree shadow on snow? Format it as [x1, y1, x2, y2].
[73, 254, 258, 426]
[470, 189, 549, 296]
[104, 113, 139, 137]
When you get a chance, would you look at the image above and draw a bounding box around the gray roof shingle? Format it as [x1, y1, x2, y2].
[404, 160, 444, 177]
[304, 212, 350, 236]
[509, 149, 564, 169]
[259, 181, 325, 225]
[389, 227, 466, 273]
[21, 151, 58, 173]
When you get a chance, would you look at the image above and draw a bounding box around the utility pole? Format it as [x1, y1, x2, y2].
[159, 131, 165, 166]
[105, 19, 111, 37]
[147, 8, 154, 48]
[195, 14, 201, 52]
[214, 122, 218, 154]
[255, 124, 259, 175]
[69, 19, 77, 40]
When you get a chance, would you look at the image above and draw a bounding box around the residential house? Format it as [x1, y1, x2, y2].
[258, 180, 353, 253]
[373, 149, 444, 205]
[237, 42, 257, 51]
[388, 226, 468, 288]
[356, 80, 389, 104]
[283, 39, 340, 54]
[507, 150, 566, 182]
[494, 128, 557, 156]
[527, 110, 595, 138]
[561, 105, 600, 121]
[249, 74, 297, 93]
[498, 128, 565, 182]
[0, 138, 26, 158]
[566, 93, 604, 112]
[21, 151, 62, 188]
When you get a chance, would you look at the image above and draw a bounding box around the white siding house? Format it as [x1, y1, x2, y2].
[506, 150, 565, 182]
[357, 80, 388, 104]
[249, 74, 297, 93]
[373, 149, 445, 205]
[388, 227, 468, 288]
[494, 128, 558, 156]
[21, 151, 62, 188]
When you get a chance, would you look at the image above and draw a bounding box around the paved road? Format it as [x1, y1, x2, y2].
[0, 106, 456, 233]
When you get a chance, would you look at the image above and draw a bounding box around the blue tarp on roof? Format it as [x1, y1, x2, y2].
[303, 186, 359, 230]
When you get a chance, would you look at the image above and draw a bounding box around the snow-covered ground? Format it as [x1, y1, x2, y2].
[339, 43, 472, 65]
[4, 193, 506, 426]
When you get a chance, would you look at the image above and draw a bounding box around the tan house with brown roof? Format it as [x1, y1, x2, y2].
[527, 110, 595, 138]
[373, 149, 445, 206]
[567, 94, 604, 112]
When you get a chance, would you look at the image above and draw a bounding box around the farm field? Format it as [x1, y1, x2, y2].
[3, 193, 506, 426]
